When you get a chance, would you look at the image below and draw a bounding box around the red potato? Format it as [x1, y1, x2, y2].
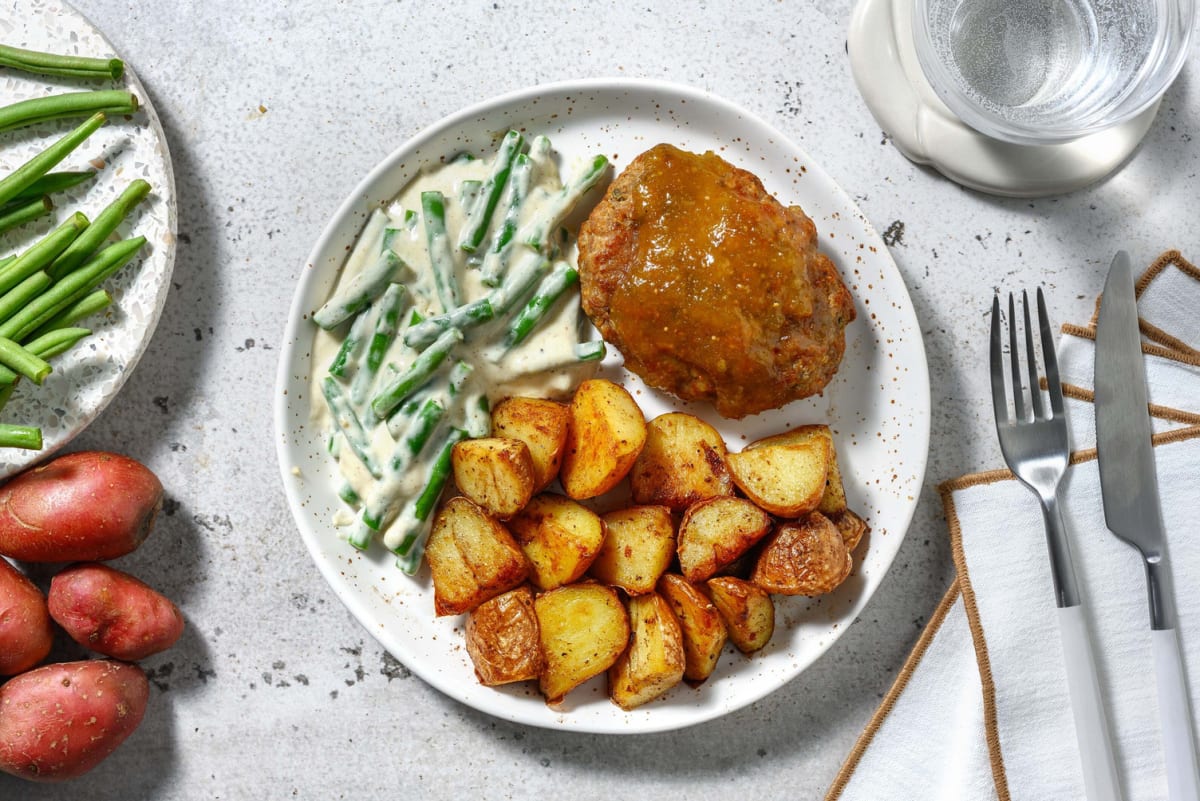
[0, 660, 148, 782]
[48, 563, 184, 661]
[0, 558, 53, 675]
[0, 451, 163, 562]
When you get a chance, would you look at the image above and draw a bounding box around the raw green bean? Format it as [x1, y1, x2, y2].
[504, 262, 579, 348]
[4, 171, 93, 202]
[0, 212, 87, 294]
[0, 91, 137, 134]
[0, 45, 123, 80]
[0, 424, 41, 450]
[0, 235, 143, 343]
[48, 179, 150, 279]
[0, 196, 51, 234]
[20, 327, 89, 361]
[421, 190, 459, 313]
[519, 154, 609, 251]
[0, 113, 106, 208]
[0, 271, 52, 325]
[321, 376, 382, 479]
[27, 289, 110, 338]
[0, 336, 49, 383]
[457, 130, 523, 253]
[371, 327, 462, 419]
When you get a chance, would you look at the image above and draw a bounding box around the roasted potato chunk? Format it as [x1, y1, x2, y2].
[560, 379, 648, 499]
[451, 437, 536, 519]
[726, 436, 830, 517]
[535, 583, 630, 704]
[630, 412, 734, 510]
[657, 573, 728, 683]
[588, 505, 675, 595]
[751, 512, 852, 596]
[425, 497, 529, 616]
[491, 397, 570, 492]
[705, 576, 775, 653]
[508, 493, 606, 591]
[748, 425, 848, 515]
[465, 586, 545, 685]
[609, 592, 686, 710]
[833, 508, 870, 552]
[677, 496, 771, 582]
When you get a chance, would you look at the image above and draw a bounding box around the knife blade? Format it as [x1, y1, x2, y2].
[1095, 250, 1200, 801]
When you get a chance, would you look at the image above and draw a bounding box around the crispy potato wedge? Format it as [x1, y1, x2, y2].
[508, 493, 606, 591]
[748, 425, 847, 516]
[705, 576, 775, 653]
[609, 591, 686, 710]
[833, 508, 870, 552]
[560, 379, 647, 500]
[451, 437, 536, 520]
[465, 585, 545, 686]
[425, 497, 529, 616]
[726, 436, 831, 517]
[491, 397, 570, 492]
[630, 412, 734, 510]
[751, 512, 852, 596]
[657, 573, 728, 683]
[588, 505, 675, 595]
[535, 583, 630, 704]
[677, 496, 772, 582]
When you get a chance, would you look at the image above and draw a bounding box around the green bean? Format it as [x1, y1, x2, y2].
[0, 271, 52, 325]
[479, 153, 532, 287]
[458, 179, 482, 211]
[27, 289, 110, 338]
[504, 262, 579, 348]
[371, 327, 462, 419]
[0, 212, 87, 295]
[313, 248, 401, 330]
[321, 376, 382, 479]
[0, 424, 41, 450]
[20, 327, 89, 361]
[575, 340, 607, 361]
[489, 251, 549, 314]
[420, 190, 459, 313]
[4, 171, 93, 202]
[350, 283, 406, 404]
[0, 235, 144, 343]
[0, 196, 51, 234]
[0, 336, 49, 383]
[401, 295, 493, 349]
[0, 113, 106, 208]
[457, 130, 523, 253]
[0, 45, 123, 80]
[338, 483, 361, 506]
[328, 307, 372, 379]
[0, 91, 137, 134]
[48, 179, 150, 279]
[393, 428, 467, 573]
[362, 398, 447, 532]
[519, 154, 609, 251]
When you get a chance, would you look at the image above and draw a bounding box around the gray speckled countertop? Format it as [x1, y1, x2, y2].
[4, 1, 1198, 798]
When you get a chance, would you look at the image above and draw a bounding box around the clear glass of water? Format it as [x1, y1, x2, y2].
[913, 0, 1195, 144]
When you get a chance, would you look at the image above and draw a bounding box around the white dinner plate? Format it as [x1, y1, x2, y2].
[275, 79, 931, 734]
[0, 0, 177, 477]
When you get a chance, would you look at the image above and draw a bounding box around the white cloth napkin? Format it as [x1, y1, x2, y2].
[828, 252, 1200, 801]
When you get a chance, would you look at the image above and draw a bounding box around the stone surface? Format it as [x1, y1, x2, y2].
[3, 0, 1197, 798]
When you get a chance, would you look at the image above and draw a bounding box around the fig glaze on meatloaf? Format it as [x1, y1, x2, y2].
[577, 144, 856, 419]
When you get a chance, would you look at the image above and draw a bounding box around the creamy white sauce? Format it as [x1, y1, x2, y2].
[311, 139, 600, 556]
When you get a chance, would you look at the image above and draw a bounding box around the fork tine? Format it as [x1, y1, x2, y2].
[1036, 287, 1065, 416]
[989, 294, 1009, 424]
[1022, 290, 1045, 419]
[1007, 293, 1026, 421]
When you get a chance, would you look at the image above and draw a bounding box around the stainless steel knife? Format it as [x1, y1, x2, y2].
[1095, 250, 1200, 801]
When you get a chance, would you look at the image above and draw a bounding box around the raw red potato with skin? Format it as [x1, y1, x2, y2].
[49, 562, 184, 661]
[0, 451, 164, 562]
[0, 660, 149, 782]
[0, 557, 53, 675]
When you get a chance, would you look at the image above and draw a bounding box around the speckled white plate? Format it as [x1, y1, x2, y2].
[0, 0, 176, 476]
[276, 79, 930, 734]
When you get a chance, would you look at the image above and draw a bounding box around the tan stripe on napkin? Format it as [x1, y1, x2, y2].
[1087, 250, 1200, 360]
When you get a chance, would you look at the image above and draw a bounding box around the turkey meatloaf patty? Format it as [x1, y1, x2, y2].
[577, 144, 856, 419]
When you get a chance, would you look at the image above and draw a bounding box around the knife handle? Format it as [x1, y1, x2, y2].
[1152, 627, 1200, 801]
[1059, 605, 1125, 801]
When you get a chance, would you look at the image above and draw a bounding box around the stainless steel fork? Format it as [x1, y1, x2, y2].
[989, 289, 1124, 801]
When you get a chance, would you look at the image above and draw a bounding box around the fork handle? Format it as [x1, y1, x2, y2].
[1152, 627, 1200, 801]
[1059, 605, 1125, 801]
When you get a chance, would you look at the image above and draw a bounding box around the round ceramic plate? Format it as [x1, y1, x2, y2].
[276, 79, 930, 734]
[0, 0, 176, 476]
